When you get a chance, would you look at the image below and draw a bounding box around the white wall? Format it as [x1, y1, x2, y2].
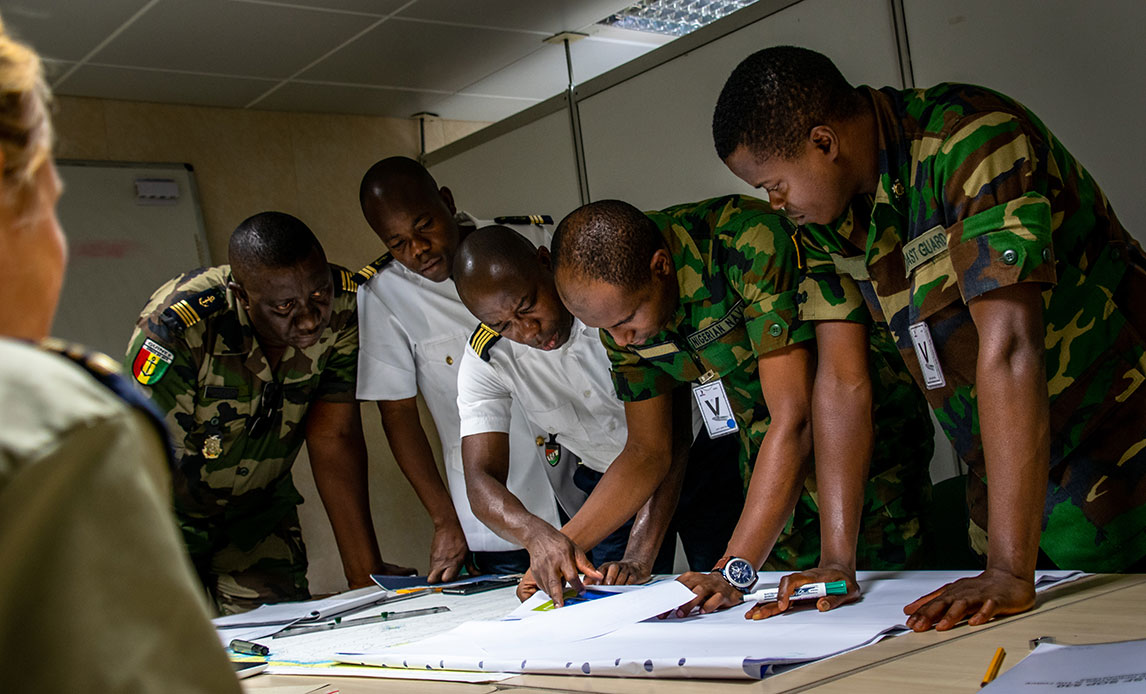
[579, 0, 901, 209]
[903, 0, 1146, 243]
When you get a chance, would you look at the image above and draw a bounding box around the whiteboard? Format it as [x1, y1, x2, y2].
[53, 161, 209, 358]
[904, 0, 1146, 243]
[427, 103, 583, 223]
[577, 0, 903, 209]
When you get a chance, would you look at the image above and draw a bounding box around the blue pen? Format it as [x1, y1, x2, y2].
[744, 580, 848, 603]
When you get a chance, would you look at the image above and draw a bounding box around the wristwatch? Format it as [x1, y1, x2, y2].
[716, 556, 757, 592]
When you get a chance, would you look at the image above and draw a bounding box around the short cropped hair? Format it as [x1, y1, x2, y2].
[228, 211, 323, 276]
[713, 45, 862, 161]
[359, 156, 438, 209]
[551, 200, 663, 291]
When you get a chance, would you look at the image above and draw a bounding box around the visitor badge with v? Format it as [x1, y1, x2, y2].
[693, 379, 739, 438]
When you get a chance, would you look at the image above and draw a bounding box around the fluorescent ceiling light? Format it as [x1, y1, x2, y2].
[599, 0, 759, 37]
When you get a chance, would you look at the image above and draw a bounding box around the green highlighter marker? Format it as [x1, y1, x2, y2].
[743, 580, 848, 604]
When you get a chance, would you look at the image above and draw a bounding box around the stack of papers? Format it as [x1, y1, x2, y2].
[338, 570, 1085, 679]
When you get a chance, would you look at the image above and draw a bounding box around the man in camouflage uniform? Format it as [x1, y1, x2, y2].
[713, 45, 1146, 630]
[126, 211, 410, 614]
[550, 195, 934, 613]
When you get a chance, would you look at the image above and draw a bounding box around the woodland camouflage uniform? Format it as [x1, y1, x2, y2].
[126, 264, 361, 613]
[604, 195, 935, 570]
[800, 84, 1146, 571]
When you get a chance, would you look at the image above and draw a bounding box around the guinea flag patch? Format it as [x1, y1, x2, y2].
[132, 338, 174, 385]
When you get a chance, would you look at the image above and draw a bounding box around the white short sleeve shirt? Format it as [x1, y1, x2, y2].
[356, 213, 559, 552]
[457, 319, 627, 474]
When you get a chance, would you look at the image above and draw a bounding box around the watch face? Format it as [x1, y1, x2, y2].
[724, 558, 756, 589]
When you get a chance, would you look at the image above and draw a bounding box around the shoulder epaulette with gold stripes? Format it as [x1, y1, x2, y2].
[493, 214, 554, 226]
[160, 287, 226, 335]
[468, 323, 501, 362]
[352, 253, 394, 285]
[337, 267, 359, 294]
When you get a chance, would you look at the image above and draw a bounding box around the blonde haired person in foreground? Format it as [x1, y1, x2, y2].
[0, 16, 241, 692]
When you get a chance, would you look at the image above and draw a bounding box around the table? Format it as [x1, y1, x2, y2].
[248, 574, 1146, 693]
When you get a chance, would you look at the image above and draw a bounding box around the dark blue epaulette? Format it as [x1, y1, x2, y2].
[468, 323, 501, 362]
[352, 253, 394, 285]
[160, 286, 226, 337]
[493, 214, 554, 226]
[38, 337, 175, 466]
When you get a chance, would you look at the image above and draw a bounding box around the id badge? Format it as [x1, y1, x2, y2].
[692, 379, 740, 438]
[908, 321, 946, 390]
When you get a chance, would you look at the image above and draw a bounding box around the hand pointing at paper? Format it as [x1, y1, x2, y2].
[517, 522, 603, 606]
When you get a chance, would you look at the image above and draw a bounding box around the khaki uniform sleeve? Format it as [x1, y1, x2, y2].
[0, 408, 241, 693]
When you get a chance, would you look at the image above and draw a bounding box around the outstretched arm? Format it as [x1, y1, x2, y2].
[904, 282, 1047, 631]
[376, 397, 471, 583]
[464, 431, 598, 605]
[598, 386, 694, 585]
[306, 399, 413, 587]
[676, 342, 816, 615]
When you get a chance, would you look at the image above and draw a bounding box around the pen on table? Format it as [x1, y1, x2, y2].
[981, 647, 1006, 687]
[228, 639, 269, 656]
[743, 581, 848, 604]
[273, 605, 450, 638]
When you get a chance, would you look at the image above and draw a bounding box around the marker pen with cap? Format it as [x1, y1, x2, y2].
[744, 580, 848, 604]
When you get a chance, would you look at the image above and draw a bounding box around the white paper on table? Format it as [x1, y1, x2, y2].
[213, 586, 395, 630]
[345, 570, 1085, 679]
[266, 664, 514, 683]
[239, 683, 328, 694]
[252, 588, 523, 668]
[981, 639, 1146, 692]
[506, 582, 658, 620]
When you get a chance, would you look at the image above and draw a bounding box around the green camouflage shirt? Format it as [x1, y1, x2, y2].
[125, 265, 360, 543]
[799, 84, 1146, 571]
[605, 195, 934, 569]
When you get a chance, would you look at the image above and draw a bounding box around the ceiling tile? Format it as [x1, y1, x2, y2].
[396, 0, 633, 34]
[459, 43, 568, 100]
[229, 0, 407, 15]
[301, 18, 543, 92]
[255, 81, 445, 118]
[569, 36, 661, 83]
[41, 58, 75, 83]
[423, 92, 539, 122]
[91, 0, 372, 78]
[0, 0, 153, 61]
[56, 65, 279, 108]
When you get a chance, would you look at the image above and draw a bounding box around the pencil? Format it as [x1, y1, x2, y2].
[980, 646, 1006, 687]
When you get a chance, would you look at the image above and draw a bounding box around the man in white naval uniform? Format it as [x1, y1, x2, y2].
[454, 225, 743, 605]
[355, 157, 573, 581]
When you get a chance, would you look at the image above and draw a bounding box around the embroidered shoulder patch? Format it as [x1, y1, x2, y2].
[352, 252, 394, 285]
[630, 341, 681, 360]
[132, 338, 175, 385]
[902, 225, 949, 276]
[469, 323, 501, 362]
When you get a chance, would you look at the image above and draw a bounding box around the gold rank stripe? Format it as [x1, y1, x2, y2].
[339, 268, 357, 292]
[470, 324, 499, 353]
[170, 300, 200, 326]
[357, 264, 378, 281]
[530, 214, 545, 224]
